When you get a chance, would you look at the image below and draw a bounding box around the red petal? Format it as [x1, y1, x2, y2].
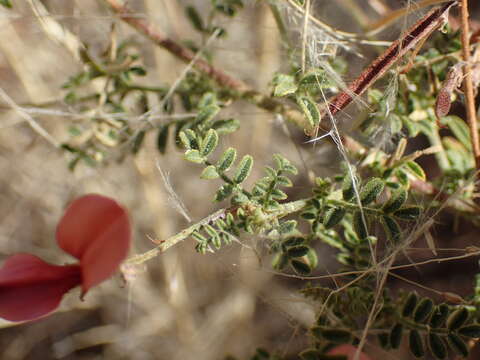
[0, 254, 81, 322]
[56, 194, 131, 293]
[328, 345, 371, 360]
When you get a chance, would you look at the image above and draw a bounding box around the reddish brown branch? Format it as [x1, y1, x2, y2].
[323, 1, 456, 120]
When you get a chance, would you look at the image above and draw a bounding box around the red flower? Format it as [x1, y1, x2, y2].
[0, 194, 131, 322]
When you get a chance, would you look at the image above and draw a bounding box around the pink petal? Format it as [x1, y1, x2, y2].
[0, 254, 81, 322]
[56, 194, 131, 294]
[328, 345, 372, 360]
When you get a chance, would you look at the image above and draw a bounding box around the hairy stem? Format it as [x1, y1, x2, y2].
[125, 199, 308, 265]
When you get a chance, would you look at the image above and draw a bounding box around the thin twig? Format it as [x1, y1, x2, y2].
[459, 0, 480, 170]
[301, 0, 311, 73]
[0, 87, 60, 147]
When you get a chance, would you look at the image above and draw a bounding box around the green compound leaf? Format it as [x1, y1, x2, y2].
[342, 174, 355, 201]
[296, 95, 321, 128]
[447, 307, 469, 330]
[458, 324, 480, 338]
[272, 73, 298, 97]
[414, 298, 434, 323]
[184, 149, 205, 163]
[404, 161, 426, 181]
[217, 147, 237, 172]
[430, 304, 450, 328]
[447, 333, 469, 358]
[390, 323, 403, 349]
[381, 215, 401, 242]
[323, 207, 346, 229]
[233, 155, 253, 184]
[383, 188, 407, 213]
[428, 332, 447, 359]
[290, 259, 311, 275]
[409, 329, 425, 358]
[200, 165, 220, 179]
[200, 129, 219, 157]
[360, 178, 384, 205]
[393, 206, 422, 221]
[402, 292, 418, 318]
[286, 245, 310, 258]
[311, 326, 352, 343]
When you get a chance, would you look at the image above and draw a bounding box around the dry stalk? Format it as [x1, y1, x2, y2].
[459, 0, 480, 171]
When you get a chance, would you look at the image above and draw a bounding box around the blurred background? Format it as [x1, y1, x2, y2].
[0, 1, 479, 359]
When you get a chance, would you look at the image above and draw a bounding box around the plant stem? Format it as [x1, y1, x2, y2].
[125, 199, 308, 265]
[459, 0, 480, 171]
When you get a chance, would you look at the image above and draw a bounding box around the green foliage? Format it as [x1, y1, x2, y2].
[38, 5, 480, 359]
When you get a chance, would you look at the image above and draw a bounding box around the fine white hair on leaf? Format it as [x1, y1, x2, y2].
[156, 160, 191, 222]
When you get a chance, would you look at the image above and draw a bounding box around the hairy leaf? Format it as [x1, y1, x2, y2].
[311, 327, 352, 344]
[402, 292, 418, 318]
[409, 329, 424, 358]
[383, 188, 407, 213]
[458, 324, 480, 338]
[200, 129, 219, 157]
[323, 207, 346, 229]
[414, 298, 434, 323]
[390, 323, 403, 349]
[393, 206, 422, 220]
[360, 178, 384, 205]
[184, 149, 204, 163]
[428, 332, 447, 359]
[430, 304, 449, 328]
[447, 307, 469, 330]
[297, 95, 321, 128]
[200, 165, 220, 179]
[217, 147, 237, 171]
[233, 155, 253, 184]
[290, 259, 311, 275]
[447, 333, 469, 357]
